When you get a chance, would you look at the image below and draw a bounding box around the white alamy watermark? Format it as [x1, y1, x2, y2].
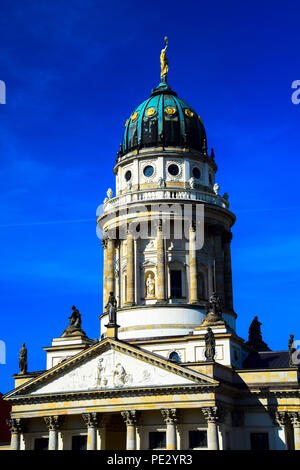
[96, 202, 205, 250]
[0, 340, 6, 364]
[0, 80, 6, 104]
[291, 80, 300, 105]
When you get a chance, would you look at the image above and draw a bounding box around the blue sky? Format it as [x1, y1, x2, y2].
[0, 0, 299, 392]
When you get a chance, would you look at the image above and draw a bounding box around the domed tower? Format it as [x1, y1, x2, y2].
[98, 40, 236, 340]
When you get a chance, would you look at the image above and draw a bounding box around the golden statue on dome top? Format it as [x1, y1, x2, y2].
[160, 36, 169, 79]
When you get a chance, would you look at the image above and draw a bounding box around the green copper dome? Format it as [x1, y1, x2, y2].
[120, 81, 207, 157]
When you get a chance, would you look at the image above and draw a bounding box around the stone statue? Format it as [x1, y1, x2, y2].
[213, 183, 220, 195]
[207, 292, 222, 317]
[189, 177, 196, 189]
[69, 305, 82, 329]
[201, 291, 225, 327]
[146, 274, 155, 298]
[107, 188, 113, 199]
[160, 37, 168, 79]
[113, 363, 127, 386]
[289, 334, 296, 367]
[105, 291, 117, 325]
[204, 328, 215, 361]
[62, 305, 87, 337]
[19, 343, 27, 374]
[246, 316, 270, 352]
[97, 358, 108, 387]
[158, 177, 166, 188]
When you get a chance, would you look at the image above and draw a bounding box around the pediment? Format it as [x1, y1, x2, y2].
[5, 340, 218, 399]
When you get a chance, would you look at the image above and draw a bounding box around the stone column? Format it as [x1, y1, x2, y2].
[98, 426, 106, 450]
[161, 409, 178, 450]
[102, 237, 108, 310]
[156, 221, 165, 302]
[121, 410, 138, 450]
[82, 412, 101, 450]
[44, 416, 64, 451]
[212, 226, 225, 303]
[189, 223, 198, 304]
[125, 230, 135, 305]
[7, 418, 24, 450]
[223, 231, 233, 310]
[290, 412, 300, 450]
[106, 238, 116, 302]
[202, 406, 221, 450]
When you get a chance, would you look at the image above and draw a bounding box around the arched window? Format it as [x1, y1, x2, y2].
[169, 351, 181, 363]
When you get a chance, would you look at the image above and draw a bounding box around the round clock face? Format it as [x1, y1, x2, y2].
[125, 170, 132, 181]
[143, 165, 154, 178]
[168, 164, 180, 176]
[192, 167, 201, 179]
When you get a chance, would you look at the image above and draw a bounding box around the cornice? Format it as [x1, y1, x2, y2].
[6, 383, 217, 405]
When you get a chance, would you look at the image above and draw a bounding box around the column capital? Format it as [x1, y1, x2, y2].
[161, 408, 178, 425]
[269, 409, 289, 427]
[44, 415, 64, 431]
[82, 412, 102, 429]
[101, 237, 108, 249]
[202, 405, 224, 423]
[189, 220, 196, 232]
[156, 219, 163, 232]
[121, 410, 139, 426]
[288, 411, 300, 427]
[6, 418, 25, 433]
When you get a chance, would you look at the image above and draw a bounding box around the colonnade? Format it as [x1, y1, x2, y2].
[8, 407, 300, 450]
[102, 223, 234, 309]
[7, 406, 223, 451]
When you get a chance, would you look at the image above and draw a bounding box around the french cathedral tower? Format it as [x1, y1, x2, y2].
[98, 38, 236, 340]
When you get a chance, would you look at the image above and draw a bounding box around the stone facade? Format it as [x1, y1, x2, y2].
[3, 52, 299, 451]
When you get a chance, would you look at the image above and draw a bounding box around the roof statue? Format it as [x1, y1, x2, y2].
[288, 334, 296, 367]
[18, 343, 27, 374]
[105, 292, 118, 325]
[200, 292, 226, 327]
[160, 36, 169, 81]
[204, 328, 215, 362]
[245, 316, 270, 352]
[62, 305, 87, 337]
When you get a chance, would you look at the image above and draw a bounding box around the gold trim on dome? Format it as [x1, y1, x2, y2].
[185, 109, 194, 118]
[125, 119, 129, 127]
[165, 106, 176, 116]
[198, 115, 203, 124]
[146, 107, 156, 117]
[131, 112, 138, 122]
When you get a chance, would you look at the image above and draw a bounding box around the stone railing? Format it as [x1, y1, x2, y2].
[102, 188, 229, 213]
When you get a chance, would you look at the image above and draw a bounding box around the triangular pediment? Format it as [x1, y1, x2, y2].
[5, 339, 218, 399]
